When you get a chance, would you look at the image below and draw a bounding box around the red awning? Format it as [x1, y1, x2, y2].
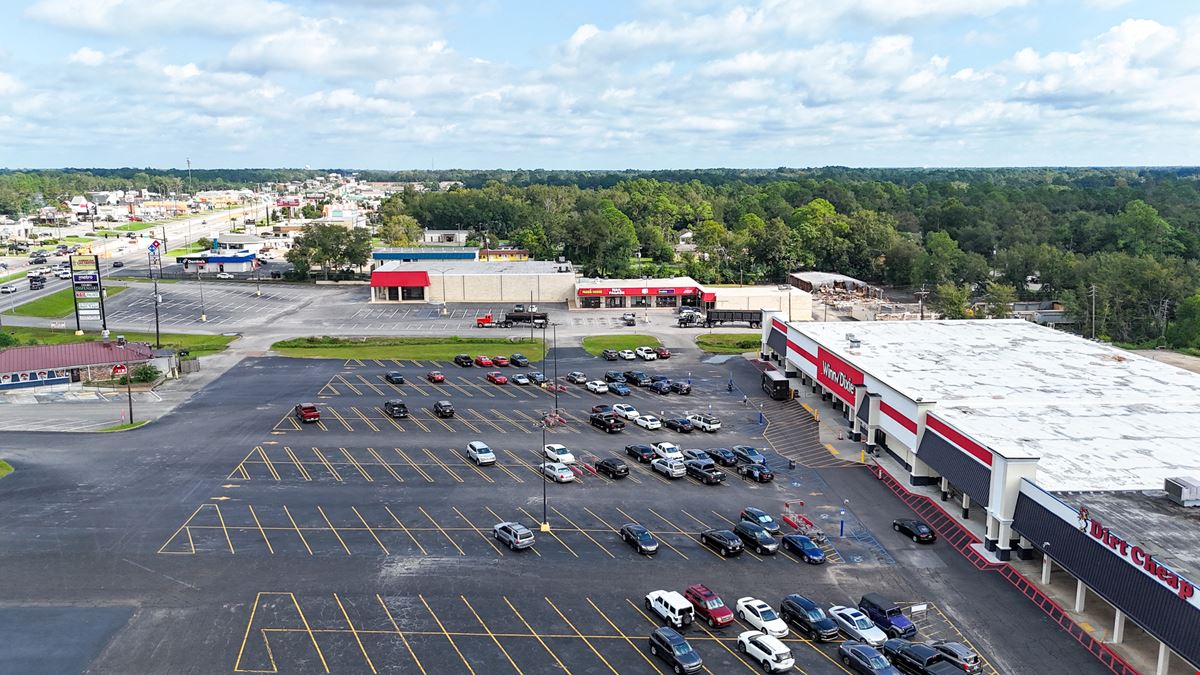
[701, 292, 716, 302]
[370, 270, 431, 288]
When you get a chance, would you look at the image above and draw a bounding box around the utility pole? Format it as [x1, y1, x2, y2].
[1158, 299, 1171, 338]
[1089, 284, 1098, 339]
[148, 251, 161, 348]
[915, 284, 929, 320]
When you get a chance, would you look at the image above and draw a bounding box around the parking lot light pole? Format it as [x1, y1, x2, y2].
[119, 339, 134, 425]
[540, 423, 549, 532]
[197, 267, 207, 322]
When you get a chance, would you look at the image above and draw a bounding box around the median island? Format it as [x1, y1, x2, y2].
[271, 336, 546, 361]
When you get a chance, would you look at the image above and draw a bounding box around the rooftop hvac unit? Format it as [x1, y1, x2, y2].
[1164, 476, 1200, 507]
[846, 333, 861, 348]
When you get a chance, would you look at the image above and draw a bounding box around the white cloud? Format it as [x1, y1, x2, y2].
[27, 0, 297, 35]
[0, 71, 22, 96]
[67, 47, 106, 66]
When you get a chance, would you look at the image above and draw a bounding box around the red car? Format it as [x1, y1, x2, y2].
[294, 403, 321, 423]
[684, 584, 735, 628]
[492, 355, 510, 367]
[427, 371, 445, 383]
[486, 371, 508, 384]
[474, 355, 493, 367]
[655, 347, 671, 359]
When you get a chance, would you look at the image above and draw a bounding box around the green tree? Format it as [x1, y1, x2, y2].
[1166, 292, 1200, 349]
[912, 231, 962, 286]
[287, 223, 372, 280]
[1115, 200, 1180, 257]
[377, 213, 421, 247]
[984, 281, 1018, 318]
[932, 283, 970, 319]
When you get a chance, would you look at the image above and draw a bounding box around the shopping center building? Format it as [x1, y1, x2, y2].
[761, 316, 1199, 672]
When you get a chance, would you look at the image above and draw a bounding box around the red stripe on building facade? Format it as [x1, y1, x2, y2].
[927, 414, 993, 467]
[880, 401, 917, 434]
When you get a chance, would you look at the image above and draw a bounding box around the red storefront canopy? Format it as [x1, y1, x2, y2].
[701, 292, 716, 302]
[370, 271, 431, 288]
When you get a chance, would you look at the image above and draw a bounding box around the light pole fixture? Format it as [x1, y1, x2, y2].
[540, 422, 549, 532]
[118, 336, 134, 425]
[198, 267, 207, 322]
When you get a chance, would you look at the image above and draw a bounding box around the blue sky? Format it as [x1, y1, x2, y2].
[0, 0, 1197, 169]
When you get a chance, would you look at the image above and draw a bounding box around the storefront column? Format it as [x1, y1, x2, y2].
[995, 518, 1013, 560]
[1156, 641, 1170, 675]
[1112, 610, 1125, 644]
[984, 514, 998, 551]
[1041, 555, 1052, 584]
[1074, 579, 1086, 613]
[939, 477, 949, 501]
[961, 492, 971, 519]
[1018, 536, 1035, 561]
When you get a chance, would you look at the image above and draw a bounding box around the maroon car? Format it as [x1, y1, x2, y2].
[655, 346, 671, 359]
[685, 584, 735, 628]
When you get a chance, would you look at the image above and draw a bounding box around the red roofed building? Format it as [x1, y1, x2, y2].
[0, 340, 155, 390]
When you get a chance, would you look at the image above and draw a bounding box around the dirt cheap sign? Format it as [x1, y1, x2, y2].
[817, 347, 863, 405]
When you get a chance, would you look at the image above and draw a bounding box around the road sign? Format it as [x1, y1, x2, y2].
[111, 364, 128, 377]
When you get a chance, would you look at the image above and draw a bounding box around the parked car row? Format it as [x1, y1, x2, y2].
[622, 443, 774, 483]
[452, 353, 532, 368]
[601, 346, 671, 361]
[639, 585, 981, 674]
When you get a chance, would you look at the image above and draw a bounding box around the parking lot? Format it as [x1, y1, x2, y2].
[0, 352, 1110, 673]
[100, 281, 319, 327]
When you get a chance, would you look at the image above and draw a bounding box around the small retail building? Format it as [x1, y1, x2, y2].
[174, 250, 258, 273]
[0, 340, 155, 389]
[369, 260, 576, 303]
[574, 277, 709, 310]
[760, 317, 1200, 672]
[371, 248, 479, 266]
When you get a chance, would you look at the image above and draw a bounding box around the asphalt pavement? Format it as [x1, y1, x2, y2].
[0, 351, 1108, 673]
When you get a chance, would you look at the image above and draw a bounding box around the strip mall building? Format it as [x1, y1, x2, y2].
[761, 316, 1200, 673]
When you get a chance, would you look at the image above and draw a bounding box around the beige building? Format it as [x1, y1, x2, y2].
[711, 285, 812, 321]
[370, 260, 576, 303]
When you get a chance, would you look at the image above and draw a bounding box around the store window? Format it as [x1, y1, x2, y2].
[631, 296, 650, 308]
[680, 295, 700, 308]
[580, 297, 601, 308]
[605, 296, 626, 308]
[655, 295, 678, 308]
[386, 287, 400, 301]
[401, 286, 425, 301]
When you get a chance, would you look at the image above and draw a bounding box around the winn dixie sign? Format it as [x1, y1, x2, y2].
[1090, 518, 1196, 603]
[816, 347, 863, 404]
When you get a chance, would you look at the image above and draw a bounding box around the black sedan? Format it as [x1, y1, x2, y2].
[734, 521, 779, 555]
[737, 463, 774, 482]
[782, 534, 826, 564]
[597, 457, 629, 479]
[700, 528, 743, 557]
[648, 381, 672, 395]
[670, 381, 692, 395]
[619, 523, 659, 555]
[685, 460, 726, 485]
[625, 444, 655, 463]
[664, 418, 694, 433]
[705, 447, 737, 466]
[604, 370, 625, 383]
[893, 518, 937, 543]
[510, 353, 530, 367]
[453, 354, 473, 367]
[732, 445, 767, 464]
[528, 372, 547, 385]
[385, 371, 405, 384]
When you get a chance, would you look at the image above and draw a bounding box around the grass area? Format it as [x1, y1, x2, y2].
[7, 285, 127, 318]
[99, 421, 148, 432]
[164, 243, 207, 257]
[0, 327, 237, 357]
[112, 222, 161, 232]
[696, 332, 761, 354]
[581, 334, 662, 355]
[0, 459, 12, 479]
[1, 270, 28, 284]
[272, 336, 546, 361]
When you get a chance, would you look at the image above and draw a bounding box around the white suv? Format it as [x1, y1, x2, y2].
[635, 346, 658, 360]
[465, 441, 496, 466]
[687, 414, 721, 432]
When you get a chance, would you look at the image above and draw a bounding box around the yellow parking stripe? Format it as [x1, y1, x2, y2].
[376, 595, 428, 675]
[457, 376, 494, 398]
[520, 507, 577, 557]
[454, 507, 503, 555]
[552, 506, 614, 558]
[384, 506, 427, 555]
[461, 596, 522, 674]
[317, 506, 352, 555]
[352, 507, 389, 555]
[506, 597, 572, 675]
[395, 448, 434, 483]
[350, 406, 380, 432]
[312, 448, 343, 481]
[471, 409, 507, 434]
[420, 506, 465, 555]
[282, 447, 311, 481]
[325, 406, 354, 431]
[423, 448, 463, 482]
[367, 448, 404, 483]
[585, 598, 660, 673]
[616, 507, 689, 560]
[334, 373, 363, 396]
[257, 446, 281, 481]
[454, 451, 496, 483]
[545, 597, 618, 675]
[340, 448, 373, 481]
[283, 505, 314, 555]
[356, 374, 385, 396]
[420, 595, 475, 675]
